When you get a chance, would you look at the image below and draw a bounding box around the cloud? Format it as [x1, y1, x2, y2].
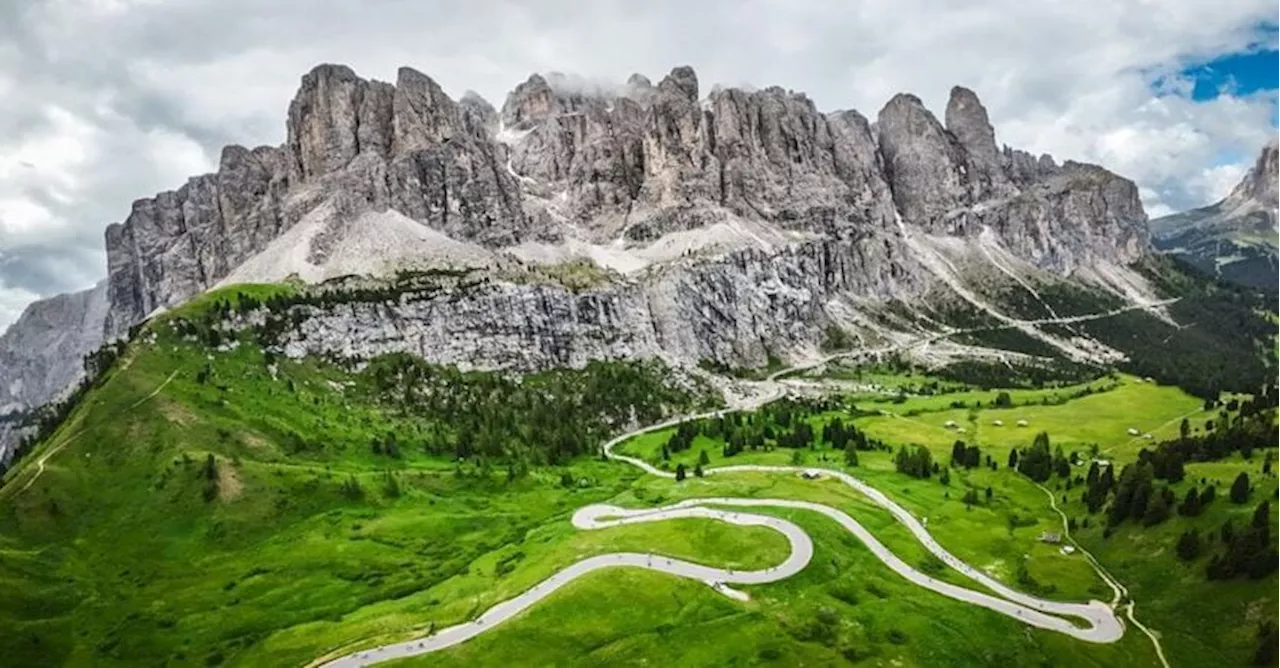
[0, 0, 1276, 329]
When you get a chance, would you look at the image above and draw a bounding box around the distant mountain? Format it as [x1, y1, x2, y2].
[0, 63, 1164, 461]
[1151, 141, 1278, 291]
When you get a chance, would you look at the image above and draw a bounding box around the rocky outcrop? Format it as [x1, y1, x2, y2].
[100, 63, 1147, 340]
[264, 232, 925, 372]
[104, 64, 549, 337]
[1152, 141, 1278, 290]
[0, 62, 1156, 453]
[0, 281, 108, 462]
[876, 88, 1146, 272]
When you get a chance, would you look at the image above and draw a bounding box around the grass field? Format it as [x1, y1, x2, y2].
[0, 295, 1273, 667]
[852, 374, 1206, 462]
[393, 467, 1159, 668]
[614, 369, 1276, 667]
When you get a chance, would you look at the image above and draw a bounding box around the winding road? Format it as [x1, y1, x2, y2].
[313, 301, 1188, 666]
[0, 289, 1176, 666]
[317, 364, 1137, 666]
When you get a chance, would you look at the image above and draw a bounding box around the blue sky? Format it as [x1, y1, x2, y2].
[1182, 47, 1279, 102]
[1176, 21, 1278, 134]
[1, 0, 1278, 329]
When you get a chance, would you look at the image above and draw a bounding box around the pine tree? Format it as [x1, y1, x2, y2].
[1231, 472, 1251, 503]
[1142, 488, 1171, 526]
[1177, 487, 1202, 517]
[939, 468, 951, 486]
[1175, 530, 1201, 561]
[675, 464, 687, 482]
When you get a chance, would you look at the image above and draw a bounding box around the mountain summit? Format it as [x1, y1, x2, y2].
[0, 64, 1160, 461]
[1151, 141, 1279, 290]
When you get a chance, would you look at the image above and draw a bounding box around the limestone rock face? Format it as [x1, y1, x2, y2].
[0, 281, 108, 462]
[101, 62, 1147, 337]
[1228, 139, 1279, 206]
[1152, 140, 1278, 290]
[269, 231, 925, 373]
[875, 87, 1146, 272]
[0, 62, 1157, 449]
[103, 64, 550, 337]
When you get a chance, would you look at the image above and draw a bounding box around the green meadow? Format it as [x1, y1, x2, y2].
[0, 288, 1273, 667]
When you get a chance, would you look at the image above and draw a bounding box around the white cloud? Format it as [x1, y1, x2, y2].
[0, 0, 1276, 330]
[0, 284, 40, 331]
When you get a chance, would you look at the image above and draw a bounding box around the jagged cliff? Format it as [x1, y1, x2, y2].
[101, 63, 1148, 338]
[0, 282, 108, 462]
[1152, 141, 1278, 290]
[1, 63, 1155, 460]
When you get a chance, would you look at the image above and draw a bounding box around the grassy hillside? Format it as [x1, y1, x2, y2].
[0, 287, 729, 667]
[1, 281, 1274, 667]
[617, 372, 1278, 667]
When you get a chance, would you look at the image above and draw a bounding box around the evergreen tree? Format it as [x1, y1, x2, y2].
[939, 468, 951, 486]
[1017, 432, 1054, 482]
[675, 464, 687, 482]
[1175, 530, 1201, 561]
[1142, 488, 1171, 526]
[1231, 472, 1251, 503]
[1177, 487, 1202, 517]
[697, 449, 711, 468]
[1254, 622, 1278, 666]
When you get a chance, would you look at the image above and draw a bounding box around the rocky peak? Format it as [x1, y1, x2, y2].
[1227, 139, 1279, 207]
[876, 92, 967, 228]
[458, 90, 499, 137]
[626, 73, 652, 88]
[391, 66, 463, 152]
[286, 63, 369, 179]
[945, 86, 1011, 199]
[500, 73, 561, 131]
[944, 87, 994, 155]
[657, 66, 699, 103]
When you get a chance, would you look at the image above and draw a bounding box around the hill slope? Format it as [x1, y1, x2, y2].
[1152, 141, 1279, 291]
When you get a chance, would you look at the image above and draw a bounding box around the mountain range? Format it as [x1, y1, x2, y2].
[1151, 141, 1279, 291]
[0, 63, 1265, 462]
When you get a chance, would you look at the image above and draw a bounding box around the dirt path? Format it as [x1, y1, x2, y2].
[1033, 480, 1170, 668]
[3, 369, 180, 498]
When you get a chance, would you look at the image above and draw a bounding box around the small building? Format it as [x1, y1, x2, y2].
[1016, 419, 1029, 427]
[1143, 433, 1153, 439]
[1127, 428, 1140, 436]
[801, 470, 823, 480]
[1060, 545, 1077, 555]
[1038, 531, 1061, 544]
[992, 419, 1004, 427]
[956, 427, 967, 434]
[944, 420, 958, 428]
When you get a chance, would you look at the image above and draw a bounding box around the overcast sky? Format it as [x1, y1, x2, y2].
[0, 0, 1276, 329]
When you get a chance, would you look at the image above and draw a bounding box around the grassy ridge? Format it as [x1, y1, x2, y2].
[1, 280, 1273, 667]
